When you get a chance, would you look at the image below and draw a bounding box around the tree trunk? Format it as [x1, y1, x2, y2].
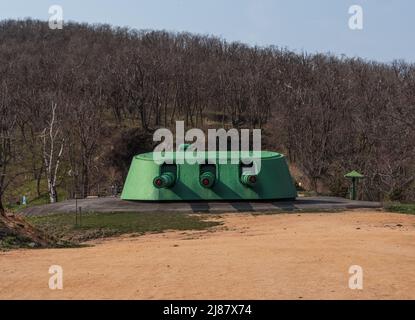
[47, 180, 58, 203]
[35, 165, 43, 197]
[52, 186, 58, 203]
[81, 162, 89, 198]
[0, 198, 5, 215]
[36, 176, 42, 198]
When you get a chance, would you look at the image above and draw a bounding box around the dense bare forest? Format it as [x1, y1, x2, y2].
[0, 19, 414, 209]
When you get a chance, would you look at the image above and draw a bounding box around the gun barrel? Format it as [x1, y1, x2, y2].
[199, 171, 215, 188]
[153, 172, 176, 188]
[241, 174, 257, 187]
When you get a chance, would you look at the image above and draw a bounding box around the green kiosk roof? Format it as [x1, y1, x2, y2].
[344, 170, 364, 178]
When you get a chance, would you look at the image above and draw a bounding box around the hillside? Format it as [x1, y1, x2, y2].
[0, 18, 414, 208]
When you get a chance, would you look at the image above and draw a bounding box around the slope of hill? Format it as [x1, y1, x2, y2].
[0, 18, 413, 208]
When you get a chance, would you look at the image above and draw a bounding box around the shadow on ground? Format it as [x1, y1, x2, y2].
[19, 196, 382, 216]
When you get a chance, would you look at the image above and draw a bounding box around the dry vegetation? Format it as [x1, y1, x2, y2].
[0, 19, 414, 212]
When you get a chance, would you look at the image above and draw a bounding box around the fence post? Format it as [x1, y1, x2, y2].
[75, 195, 78, 226]
[79, 206, 82, 226]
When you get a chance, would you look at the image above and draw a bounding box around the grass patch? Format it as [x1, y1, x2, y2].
[384, 203, 415, 215]
[27, 211, 222, 244]
[250, 208, 346, 216]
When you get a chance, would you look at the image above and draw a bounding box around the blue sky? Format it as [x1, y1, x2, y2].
[0, 0, 413, 63]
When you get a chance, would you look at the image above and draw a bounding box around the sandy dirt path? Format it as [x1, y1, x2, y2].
[1, 210, 414, 299]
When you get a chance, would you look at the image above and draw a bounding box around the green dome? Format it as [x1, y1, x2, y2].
[122, 150, 296, 201]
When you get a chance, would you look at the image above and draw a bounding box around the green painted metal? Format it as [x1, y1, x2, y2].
[121, 151, 297, 201]
[344, 170, 364, 200]
[240, 173, 257, 187]
[199, 171, 215, 188]
[344, 170, 364, 179]
[153, 172, 176, 189]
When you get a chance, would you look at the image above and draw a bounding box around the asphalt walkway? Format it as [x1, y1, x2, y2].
[20, 196, 382, 216]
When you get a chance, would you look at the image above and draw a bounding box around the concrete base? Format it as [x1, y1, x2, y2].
[20, 196, 382, 216]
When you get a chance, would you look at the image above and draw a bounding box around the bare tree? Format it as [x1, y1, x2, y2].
[41, 102, 64, 203]
[0, 19, 413, 202]
[0, 82, 19, 212]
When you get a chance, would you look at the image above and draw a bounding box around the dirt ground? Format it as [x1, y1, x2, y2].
[1, 209, 414, 300]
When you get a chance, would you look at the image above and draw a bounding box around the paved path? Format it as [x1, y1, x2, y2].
[19, 196, 382, 216]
